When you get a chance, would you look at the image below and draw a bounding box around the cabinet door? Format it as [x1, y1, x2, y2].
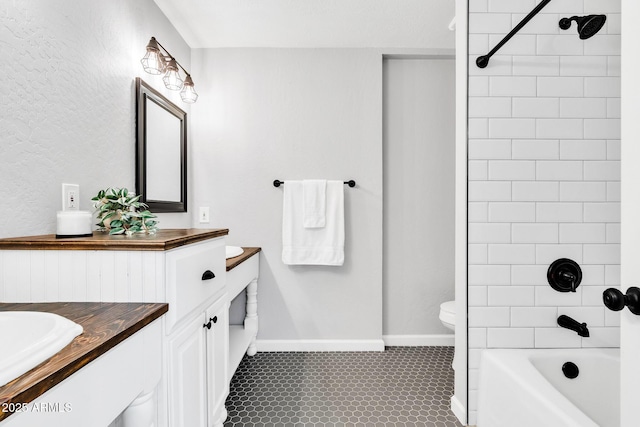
[168, 314, 207, 427]
[205, 296, 229, 426]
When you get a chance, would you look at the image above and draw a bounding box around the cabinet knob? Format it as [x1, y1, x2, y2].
[202, 270, 215, 281]
[203, 316, 218, 330]
[603, 287, 640, 315]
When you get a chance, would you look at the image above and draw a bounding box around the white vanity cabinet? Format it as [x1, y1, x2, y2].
[167, 296, 228, 427]
[226, 248, 260, 375]
[0, 229, 231, 427]
[205, 298, 230, 425]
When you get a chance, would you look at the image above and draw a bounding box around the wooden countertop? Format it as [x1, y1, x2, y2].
[226, 247, 261, 271]
[0, 302, 168, 421]
[0, 228, 228, 251]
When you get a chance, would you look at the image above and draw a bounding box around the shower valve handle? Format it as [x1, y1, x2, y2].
[603, 287, 640, 315]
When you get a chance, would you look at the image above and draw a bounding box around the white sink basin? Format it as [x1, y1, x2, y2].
[225, 245, 244, 259]
[0, 311, 83, 387]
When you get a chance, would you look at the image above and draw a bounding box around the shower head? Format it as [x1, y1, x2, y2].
[559, 15, 607, 39]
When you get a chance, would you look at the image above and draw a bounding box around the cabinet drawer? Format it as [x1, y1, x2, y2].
[165, 239, 226, 332]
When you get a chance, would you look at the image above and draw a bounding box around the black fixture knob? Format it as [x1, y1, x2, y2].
[204, 320, 212, 329]
[603, 287, 640, 315]
[547, 258, 582, 292]
[210, 316, 217, 324]
[603, 288, 625, 311]
[562, 362, 579, 379]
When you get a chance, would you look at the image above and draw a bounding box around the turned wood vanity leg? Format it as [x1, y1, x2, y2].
[214, 406, 228, 427]
[245, 278, 258, 356]
[121, 390, 156, 427]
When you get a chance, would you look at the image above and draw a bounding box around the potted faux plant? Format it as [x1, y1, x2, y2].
[92, 188, 158, 235]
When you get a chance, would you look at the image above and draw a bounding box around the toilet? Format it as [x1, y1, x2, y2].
[439, 300, 456, 331]
[439, 300, 457, 371]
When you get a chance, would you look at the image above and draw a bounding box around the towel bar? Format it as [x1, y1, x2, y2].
[273, 180, 356, 188]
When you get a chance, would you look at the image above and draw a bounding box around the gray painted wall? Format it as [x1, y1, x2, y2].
[192, 49, 384, 343]
[383, 58, 456, 336]
[0, 0, 192, 239]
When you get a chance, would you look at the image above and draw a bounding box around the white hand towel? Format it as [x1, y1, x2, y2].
[282, 180, 344, 266]
[303, 179, 326, 228]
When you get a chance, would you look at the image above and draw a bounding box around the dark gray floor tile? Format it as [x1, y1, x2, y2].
[224, 346, 463, 427]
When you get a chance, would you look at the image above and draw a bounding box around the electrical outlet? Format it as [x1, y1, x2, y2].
[199, 207, 210, 223]
[62, 184, 80, 211]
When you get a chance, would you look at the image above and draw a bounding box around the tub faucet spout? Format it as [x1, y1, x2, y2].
[557, 314, 589, 337]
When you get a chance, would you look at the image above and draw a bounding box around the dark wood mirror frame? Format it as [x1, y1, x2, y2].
[136, 77, 187, 213]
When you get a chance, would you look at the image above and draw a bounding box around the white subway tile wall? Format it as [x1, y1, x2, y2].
[468, 1, 620, 423]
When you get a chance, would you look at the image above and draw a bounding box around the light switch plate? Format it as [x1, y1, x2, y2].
[199, 207, 210, 223]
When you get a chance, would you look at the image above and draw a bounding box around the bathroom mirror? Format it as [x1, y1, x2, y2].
[135, 77, 187, 212]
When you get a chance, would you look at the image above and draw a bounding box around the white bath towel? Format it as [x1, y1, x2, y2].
[303, 179, 326, 228]
[282, 180, 344, 266]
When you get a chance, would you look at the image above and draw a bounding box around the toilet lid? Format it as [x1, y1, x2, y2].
[440, 301, 456, 315]
[439, 301, 456, 326]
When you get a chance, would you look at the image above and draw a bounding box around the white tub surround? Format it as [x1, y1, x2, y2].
[477, 348, 619, 427]
[467, 0, 621, 422]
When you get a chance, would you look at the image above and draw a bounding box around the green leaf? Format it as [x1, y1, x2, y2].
[109, 227, 125, 235]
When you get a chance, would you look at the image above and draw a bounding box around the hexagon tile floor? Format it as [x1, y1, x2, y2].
[224, 346, 463, 427]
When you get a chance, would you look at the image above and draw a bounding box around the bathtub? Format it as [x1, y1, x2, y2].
[477, 348, 619, 427]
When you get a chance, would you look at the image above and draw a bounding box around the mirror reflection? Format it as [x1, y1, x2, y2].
[135, 78, 187, 212]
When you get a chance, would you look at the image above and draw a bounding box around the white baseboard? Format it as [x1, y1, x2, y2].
[383, 334, 455, 347]
[451, 395, 468, 426]
[256, 339, 385, 352]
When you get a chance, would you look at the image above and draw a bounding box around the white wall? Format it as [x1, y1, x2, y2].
[383, 58, 456, 338]
[154, 0, 455, 49]
[620, 2, 640, 425]
[467, 0, 621, 423]
[0, 0, 192, 239]
[192, 49, 384, 347]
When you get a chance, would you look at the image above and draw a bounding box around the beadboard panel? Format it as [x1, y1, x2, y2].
[0, 250, 166, 304]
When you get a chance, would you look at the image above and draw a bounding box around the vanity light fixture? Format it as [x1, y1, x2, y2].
[140, 36, 198, 103]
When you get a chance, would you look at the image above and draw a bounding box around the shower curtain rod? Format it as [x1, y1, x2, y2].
[476, 0, 552, 68]
[273, 180, 356, 188]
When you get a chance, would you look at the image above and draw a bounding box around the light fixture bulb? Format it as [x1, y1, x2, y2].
[140, 37, 165, 75]
[162, 58, 183, 90]
[180, 75, 198, 103]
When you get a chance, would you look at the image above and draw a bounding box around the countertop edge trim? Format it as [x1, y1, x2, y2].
[0, 229, 229, 251]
